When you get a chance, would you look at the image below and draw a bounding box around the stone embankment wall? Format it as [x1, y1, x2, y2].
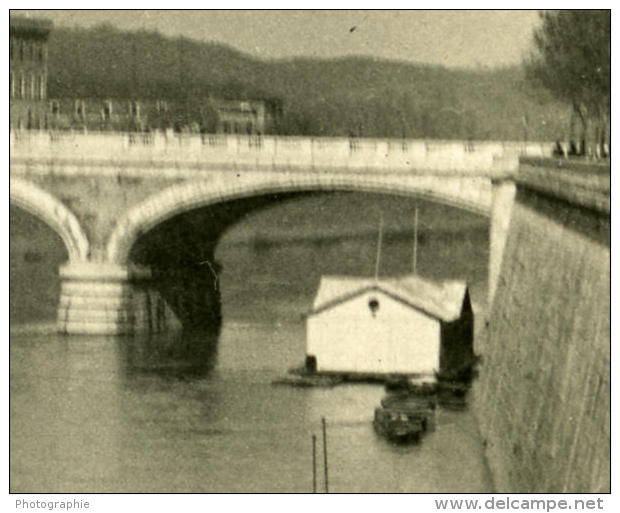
[476, 159, 610, 492]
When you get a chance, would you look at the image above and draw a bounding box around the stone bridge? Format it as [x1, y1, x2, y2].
[10, 131, 551, 335]
[10, 130, 611, 492]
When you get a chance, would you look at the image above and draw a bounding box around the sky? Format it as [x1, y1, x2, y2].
[12, 9, 543, 69]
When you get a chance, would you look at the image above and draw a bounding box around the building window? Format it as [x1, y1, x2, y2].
[368, 298, 380, 317]
[40, 73, 46, 100]
[130, 101, 140, 118]
[50, 100, 60, 115]
[35, 75, 42, 101]
[74, 100, 85, 119]
[156, 100, 168, 114]
[37, 41, 44, 62]
[22, 40, 30, 61]
[22, 74, 29, 100]
[103, 101, 112, 121]
[16, 74, 24, 99]
[30, 73, 36, 100]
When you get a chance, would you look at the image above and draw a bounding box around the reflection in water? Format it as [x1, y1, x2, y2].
[118, 329, 220, 381]
[10, 322, 492, 493]
[11, 195, 492, 492]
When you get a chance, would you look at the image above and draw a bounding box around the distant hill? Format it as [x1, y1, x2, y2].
[47, 24, 570, 140]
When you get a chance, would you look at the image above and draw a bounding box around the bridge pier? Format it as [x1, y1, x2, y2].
[144, 263, 222, 333]
[57, 262, 179, 335]
[12, 131, 527, 336]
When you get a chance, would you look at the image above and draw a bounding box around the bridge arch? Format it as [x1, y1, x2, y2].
[10, 178, 90, 262]
[106, 172, 492, 264]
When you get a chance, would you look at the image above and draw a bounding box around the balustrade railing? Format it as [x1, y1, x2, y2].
[10, 130, 552, 173]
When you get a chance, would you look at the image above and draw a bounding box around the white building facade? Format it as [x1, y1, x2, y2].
[306, 275, 473, 376]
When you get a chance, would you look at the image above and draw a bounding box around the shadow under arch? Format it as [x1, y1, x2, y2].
[120, 177, 491, 336]
[106, 173, 491, 265]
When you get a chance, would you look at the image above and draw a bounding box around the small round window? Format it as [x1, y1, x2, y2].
[368, 298, 380, 316]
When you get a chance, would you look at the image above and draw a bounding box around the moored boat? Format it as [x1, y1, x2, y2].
[373, 406, 427, 443]
[271, 374, 343, 388]
[380, 393, 436, 411]
[437, 385, 468, 410]
[373, 393, 435, 443]
[385, 375, 438, 395]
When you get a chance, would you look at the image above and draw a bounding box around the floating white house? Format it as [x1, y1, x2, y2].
[305, 275, 474, 376]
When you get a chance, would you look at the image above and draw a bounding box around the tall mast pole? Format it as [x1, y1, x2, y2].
[413, 206, 419, 275]
[321, 417, 329, 493]
[374, 211, 384, 281]
[312, 434, 317, 493]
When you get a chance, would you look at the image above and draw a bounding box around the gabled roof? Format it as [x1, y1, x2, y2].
[309, 274, 468, 322]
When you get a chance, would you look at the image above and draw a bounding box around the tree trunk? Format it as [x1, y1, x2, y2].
[573, 103, 588, 156]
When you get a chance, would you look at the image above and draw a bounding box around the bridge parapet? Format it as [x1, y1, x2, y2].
[10, 130, 556, 337]
[517, 157, 610, 214]
[10, 130, 550, 176]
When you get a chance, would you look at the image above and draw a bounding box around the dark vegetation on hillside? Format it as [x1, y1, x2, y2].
[48, 24, 570, 140]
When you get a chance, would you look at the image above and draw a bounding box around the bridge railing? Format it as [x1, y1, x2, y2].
[10, 130, 552, 174]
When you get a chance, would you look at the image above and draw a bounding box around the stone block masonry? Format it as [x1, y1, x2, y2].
[57, 262, 181, 335]
[476, 164, 610, 492]
[8, 132, 546, 336]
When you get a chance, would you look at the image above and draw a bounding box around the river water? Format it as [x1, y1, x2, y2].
[10, 195, 493, 493]
[10, 322, 491, 493]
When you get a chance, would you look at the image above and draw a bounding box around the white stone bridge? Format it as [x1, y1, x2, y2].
[10, 131, 552, 334]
